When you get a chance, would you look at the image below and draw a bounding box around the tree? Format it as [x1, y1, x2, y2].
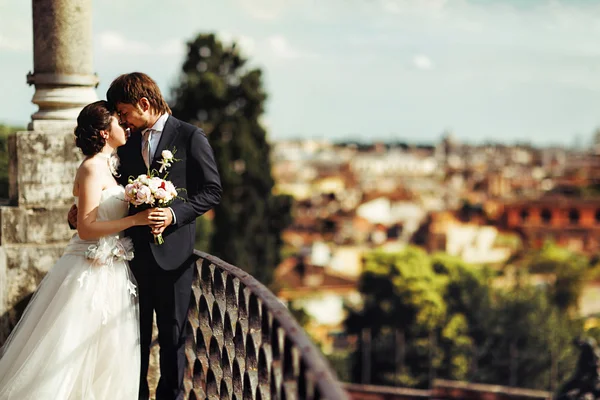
[467, 283, 580, 390]
[525, 241, 599, 313]
[345, 247, 583, 390]
[345, 247, 471, 387]
[431, 253, 492, 383]
[170, 33, 293, 286]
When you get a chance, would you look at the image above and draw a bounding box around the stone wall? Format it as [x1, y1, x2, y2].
[0, 129, 82, 344]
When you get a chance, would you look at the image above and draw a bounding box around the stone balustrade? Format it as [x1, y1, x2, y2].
[182, 250, 349, 400]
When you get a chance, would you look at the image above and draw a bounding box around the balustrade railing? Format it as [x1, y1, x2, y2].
[183, 250, 349, 400]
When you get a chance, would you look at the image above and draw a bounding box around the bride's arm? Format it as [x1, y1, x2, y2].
[76, 162, 159, 240]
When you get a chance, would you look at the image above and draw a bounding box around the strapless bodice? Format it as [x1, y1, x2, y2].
[74, 185, 128, 222]
[68, 186, 129, 249]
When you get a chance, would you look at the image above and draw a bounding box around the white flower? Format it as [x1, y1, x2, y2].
[161, 150, 174, 161]
[148, 177, 162, 193]
[138, 174, 150, 186]
[164, 181, 178, 198]
[158, 150, 175, 173]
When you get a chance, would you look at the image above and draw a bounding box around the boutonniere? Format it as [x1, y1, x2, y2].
[157, 148, 181, 175]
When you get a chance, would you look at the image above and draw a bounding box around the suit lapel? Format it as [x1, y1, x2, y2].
[118, 130, 146, 179]
[131, 131, 147, 170]
[151, 115, 179, 171]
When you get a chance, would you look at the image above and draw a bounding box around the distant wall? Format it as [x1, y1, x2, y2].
[343, 380, 552, 400]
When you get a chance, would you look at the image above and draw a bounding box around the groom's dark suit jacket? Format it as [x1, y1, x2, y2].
[116, 115, 222, 271]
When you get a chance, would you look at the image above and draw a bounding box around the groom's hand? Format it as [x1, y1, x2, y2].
[68, 204, 78, 230]
[150, 208, 173, 236]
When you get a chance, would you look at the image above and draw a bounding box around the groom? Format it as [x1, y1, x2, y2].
[71, 72, 222, 399]
[110, 72, 222, 400]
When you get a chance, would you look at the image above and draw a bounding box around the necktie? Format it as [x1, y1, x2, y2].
[142, 129, 151, 168]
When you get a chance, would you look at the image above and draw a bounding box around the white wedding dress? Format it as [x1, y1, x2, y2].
[0, 185, 140, 399]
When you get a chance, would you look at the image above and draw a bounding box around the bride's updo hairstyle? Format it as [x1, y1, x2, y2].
[74, 100, 114, 156]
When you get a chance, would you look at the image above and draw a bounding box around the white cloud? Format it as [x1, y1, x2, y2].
[237, 0, 289, 21]
[413, 54, 434, 70]
[382, 0, 449, 16]
[218, 31, 256, 56]
[0, 2, 31, 53]
[216, 32, 317, 68]
[266, 34, 316, 60]
[98, 32, 152, 54]
[267, 35, 299, 59]
[156, 39, 186, 57]
[97, 32, 184, 56]
[0, 34, 28, 52]
[236, 36, 256, 56]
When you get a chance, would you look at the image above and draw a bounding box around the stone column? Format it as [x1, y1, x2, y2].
[0, 0, 96, 344]
[28, 0, 99, 131]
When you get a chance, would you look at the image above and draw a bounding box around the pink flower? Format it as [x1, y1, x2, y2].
[124, 184, 136, 202]
[124, 174, 178, 209]
[154, 188, 168, 201]
[135, 185, 152, 205]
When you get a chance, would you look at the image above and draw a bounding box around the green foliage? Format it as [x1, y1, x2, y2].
[346, 248, 480, 387]
[287, 301, 311, 328]
[171, 33, 293, 286]
[345, 247, 584, 390]
[493, 232, 522, 252]
[326, 350, 353, 382]
[525, 241, 599, 312]
[467, 283, 580, 389]
[194, 214, 213, 251]
[351, 247, 446, 332]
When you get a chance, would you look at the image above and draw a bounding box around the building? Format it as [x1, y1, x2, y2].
[501, 196, 600, 253]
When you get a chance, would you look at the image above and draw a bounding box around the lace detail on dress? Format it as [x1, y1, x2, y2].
[74, 237, 137, 325]
[84, 236, 134, 266]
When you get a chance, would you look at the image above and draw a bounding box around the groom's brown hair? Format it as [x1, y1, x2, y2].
[107, 72, 172, 115]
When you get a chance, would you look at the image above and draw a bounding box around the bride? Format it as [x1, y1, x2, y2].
[0, 100, 164, 399]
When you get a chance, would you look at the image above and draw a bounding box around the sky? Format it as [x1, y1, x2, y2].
[1, 0, 600, 146]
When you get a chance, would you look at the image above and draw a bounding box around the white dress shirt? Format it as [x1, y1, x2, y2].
[142, 113, 177, 225]
[141, 113, 170, 160]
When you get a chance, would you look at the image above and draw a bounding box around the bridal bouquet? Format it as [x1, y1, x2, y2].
[124, 174, 179, 245]
[124, 149, 183, 245]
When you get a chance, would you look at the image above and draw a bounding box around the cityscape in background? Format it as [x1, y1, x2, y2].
[269, 131, 600, 386]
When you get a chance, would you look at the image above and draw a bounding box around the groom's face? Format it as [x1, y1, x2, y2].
[116, 102, 150, 135]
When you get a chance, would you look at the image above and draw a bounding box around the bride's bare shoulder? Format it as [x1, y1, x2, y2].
[75, 158, 96, 180]
[78, 156, 107, 175]
[73, 157, 103, 196]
